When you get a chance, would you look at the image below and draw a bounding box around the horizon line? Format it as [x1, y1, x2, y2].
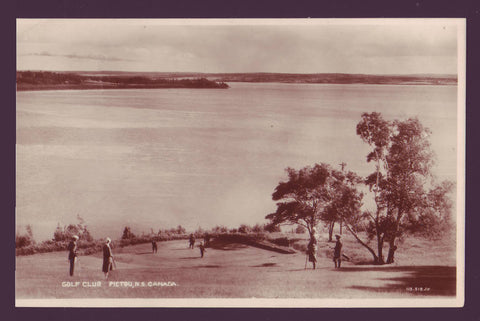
[16, 70, 458, 78]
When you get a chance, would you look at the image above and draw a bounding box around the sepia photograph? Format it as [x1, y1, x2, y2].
[15, 18, 465, 307]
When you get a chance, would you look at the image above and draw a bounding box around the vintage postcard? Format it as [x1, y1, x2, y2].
[15, 18, 465, 307]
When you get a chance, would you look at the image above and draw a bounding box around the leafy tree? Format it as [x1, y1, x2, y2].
[16, 225, 34, 248]
[352, 112, 392, 263]
[26, 224, 34, 240]
[52, 215, 93, 242]
[345, 113, 454, 264]
[238, 224, 252, 234]
[176, 225, 186, 235]
[53, 223, 65, 242]
[323, 170, 364, 242]
[266, 164, 330, 238]
[211, 225, 228, 234]
[266, 163, 362, 242]
[122, 226, 135, 240]
[264, 223, 281, 233]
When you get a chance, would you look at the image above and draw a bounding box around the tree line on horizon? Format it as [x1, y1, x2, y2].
[16, 71, 229, 90]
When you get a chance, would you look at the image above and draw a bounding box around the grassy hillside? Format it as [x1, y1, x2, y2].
[16, 232, 456, 300]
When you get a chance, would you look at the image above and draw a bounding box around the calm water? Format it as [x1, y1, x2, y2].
[16, 83, 458, 240]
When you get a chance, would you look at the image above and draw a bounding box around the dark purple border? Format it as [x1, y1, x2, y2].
[6, 0, 480, 320]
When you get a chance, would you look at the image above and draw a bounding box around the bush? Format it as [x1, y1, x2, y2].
[269, 237, 290, 247]
[295, 225, 306, 234]
[53, 216, 94, 242]
[16, 224, 35, 248]
[291, 242, 307, 253]
[211, 225, 229, 233]
[122, 226, 135, 240]
[15, 235, 33, 248]
[238, 224, 252, 234]
[264, 223, 281, 233]
[15, 245, 36, 256]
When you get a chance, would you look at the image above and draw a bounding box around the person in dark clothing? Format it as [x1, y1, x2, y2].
[67, 235, 79, 276]
[203, 233, 210, 247]
[152, 240, 158, 253]
[333, 234, 343, 268]
[102, 237, 114, 279]
[189, 234, 195, 249]
[199, 242, 206, 258]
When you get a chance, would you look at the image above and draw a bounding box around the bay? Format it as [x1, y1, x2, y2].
[16, 82, 458, 240]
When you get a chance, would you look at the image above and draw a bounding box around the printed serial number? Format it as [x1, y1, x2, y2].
[406, 287, 431, 292]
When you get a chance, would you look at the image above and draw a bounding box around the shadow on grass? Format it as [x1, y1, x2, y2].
[251, 263, 277, 267]
[341, 265, 456, 296]
[209, 243, 249, 251]
[179, 257, 201, 260]
[194, 265, 221, 268]
[135, 252, 155, 255]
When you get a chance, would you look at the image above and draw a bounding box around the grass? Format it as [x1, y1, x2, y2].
[15, 233, 457, 299]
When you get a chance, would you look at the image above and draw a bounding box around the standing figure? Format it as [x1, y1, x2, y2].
[333, 234, 343, 268]
[152, 239, 158, 253]
[306, 232, 318, 269]
[102, 237, 114, 279]
[67, 235, 79, 276]
[189, 234, 195, 249]
[199, 242, 206, 258]
[203, 233, 210, 247]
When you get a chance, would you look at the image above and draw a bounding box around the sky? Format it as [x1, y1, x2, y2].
[17, 19, 460, 75]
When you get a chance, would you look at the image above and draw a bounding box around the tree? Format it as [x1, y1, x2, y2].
[176, 225, 186, 235]
[266, 164, 331, 239]
[323, 170, 364, 241]
[16, 225, 34, 248]
[52, 215, 93, 242]
[53, 223, 65, 242]
[122, 226, 135, 240]
[354, 112, 391, 264]
[211, 225, 228, 234]
[344, 113, 454, 264]
[264, 223, 281, 233]
[238, 224, 252, 234]
[26, 224, 34, 240]
[266, 163, 362, 242]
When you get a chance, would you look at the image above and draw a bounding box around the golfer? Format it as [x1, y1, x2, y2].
[333, 234, 343, 268]
[102, 237, 114, 279]
[199, 242, 206, 258]
[152, 239, 158, 253]
[67, 235, 79, 276]
[189, 233, 195, 249]
[306, 229, 318, 269]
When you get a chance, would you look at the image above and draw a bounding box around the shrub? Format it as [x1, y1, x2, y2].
[270, 237, 290, 247]
[15, 235, 33, 248]
[295, 225, 306, 234]
[122, 226, 135, 240]
[238, 224, 252, 234]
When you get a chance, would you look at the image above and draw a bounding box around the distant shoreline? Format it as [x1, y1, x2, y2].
[16, 70, 457, 92]
[16, 83, 230, 92]
[16, 71, 230, 92]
